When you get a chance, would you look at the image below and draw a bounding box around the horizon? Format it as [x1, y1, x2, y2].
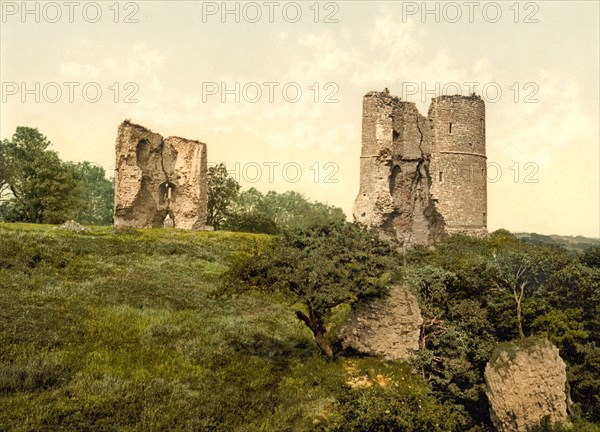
[1, 1, 599, 237]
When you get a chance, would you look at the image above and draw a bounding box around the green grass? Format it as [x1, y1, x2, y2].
[1, 223, 460, 431]
[0, 223, 321, 430]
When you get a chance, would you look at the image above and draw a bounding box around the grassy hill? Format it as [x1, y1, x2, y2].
[0, 223, 455, 431]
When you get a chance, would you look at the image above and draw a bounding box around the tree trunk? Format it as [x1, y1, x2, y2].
[295, 309, 334, 358]
[516, 298, 525, 339]
[514, 281, 526, 340]
[314, 329, 334, 358]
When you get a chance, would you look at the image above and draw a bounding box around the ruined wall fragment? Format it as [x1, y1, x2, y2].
[114, 121, 208, 229]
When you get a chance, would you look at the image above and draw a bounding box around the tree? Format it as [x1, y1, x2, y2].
[207, 163, 240, 229]
[257, 190, 346, 230]
[488, 249, 538, 340]
[225, 188, 346, 233]
[223, 187, 278, 233]
[69, 162, 114, 225]
[581, 246, 600, 269]
[223, 222, 397, 357]
[0, 127, 83, 223]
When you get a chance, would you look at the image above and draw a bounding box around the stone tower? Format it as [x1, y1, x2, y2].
[114, 120, 208, 229]
[429, 95, 487, 236]
[353, 90, 487, 248]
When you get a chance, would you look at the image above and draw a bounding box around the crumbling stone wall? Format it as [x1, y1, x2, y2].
[353, 90, 487, 248]
[114, 121, 208, 229]
[353, 90, 446, 248]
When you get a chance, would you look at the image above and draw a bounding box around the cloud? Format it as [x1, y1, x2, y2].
[59, 62, 100, 79]
[104, 45, 164, 77]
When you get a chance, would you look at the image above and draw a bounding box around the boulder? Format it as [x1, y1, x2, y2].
[340, 285, 423, 360]
[485, 337, 570, 432]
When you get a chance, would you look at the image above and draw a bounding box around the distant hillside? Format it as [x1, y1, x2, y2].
[515, 232, 600, 253]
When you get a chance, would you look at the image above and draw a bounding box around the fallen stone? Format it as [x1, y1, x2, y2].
[485, 337, 570, 432]
[55, 220, 90, 232]
[340, 285, 423, 360]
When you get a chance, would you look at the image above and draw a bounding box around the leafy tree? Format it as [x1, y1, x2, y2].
[258, 190, 346, 230]
[404, 261, 495, 428]
[488, 247, 544, 340]
[223, 211, 278, 234]
[569, 342, 600, 422]
[226, 188, 346, 233]
[68, 162, 114, 225]
[0, 127, 82, 223]
[207, 163, 240, 229]
[223, 222, 397, 357]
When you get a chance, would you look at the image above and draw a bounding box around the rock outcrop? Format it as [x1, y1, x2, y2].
[485, 338, 570, 432]
[340, 285, 423, 360]
[114, 121, 208, 229]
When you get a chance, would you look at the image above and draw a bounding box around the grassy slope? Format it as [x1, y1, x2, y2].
[0, 223, 348, 431]
[5, 224, 596, 431]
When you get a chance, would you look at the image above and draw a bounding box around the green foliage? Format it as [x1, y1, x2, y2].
[405, 230, 600, 428]
[223, 209, 279, 234]
[581, 246, 600, 268]
[569, 343, 600, 422]
[404, 263, 494, 427]
[526, 416, 600, 431]
[207, 163, 241, 229]
[223, 221, 397, 357]
[0, 127, 83, 223]
[225, 187, 346, 234]
[0, 223, 336, 431]
[68, 161, 114, 225]
[318, 359, 467, 432]
[1, 127, 114, 225]
[2, 221, 600, 430]
[206, 167, 345, 233]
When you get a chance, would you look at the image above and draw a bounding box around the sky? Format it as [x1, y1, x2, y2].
[1, 1, 599, 237]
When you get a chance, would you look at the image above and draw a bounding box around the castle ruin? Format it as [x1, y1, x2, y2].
[353, 90, 487, 248]
[114, 121, 208, 229]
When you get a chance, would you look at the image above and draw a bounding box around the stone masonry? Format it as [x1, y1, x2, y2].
[114, 120, 208, 229]
[353, 89, 487, 248]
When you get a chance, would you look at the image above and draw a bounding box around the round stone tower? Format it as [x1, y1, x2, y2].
[428, 95, 487, 235]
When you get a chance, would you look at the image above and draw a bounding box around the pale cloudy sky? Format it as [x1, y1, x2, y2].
[1, 1, 598, 237]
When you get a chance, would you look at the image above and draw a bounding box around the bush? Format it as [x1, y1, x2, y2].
[318, 359, 467, 431]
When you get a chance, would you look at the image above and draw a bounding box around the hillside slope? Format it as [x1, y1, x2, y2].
[0, 224, 457, 431]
